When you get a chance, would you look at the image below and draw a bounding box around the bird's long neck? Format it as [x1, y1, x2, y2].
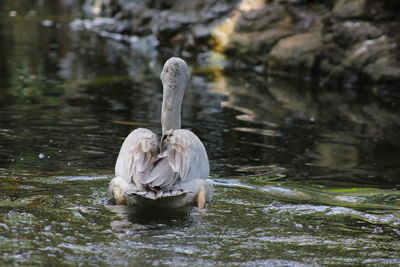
[161, 80, 185, 133]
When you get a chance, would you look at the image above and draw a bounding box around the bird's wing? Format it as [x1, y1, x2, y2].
[144, 129, 209, 190]
[114, 128, 159, 191]
[168, 129, 210, 182]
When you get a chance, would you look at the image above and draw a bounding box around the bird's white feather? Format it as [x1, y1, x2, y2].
[113, 128, 209, 194]
[143, 129, 210, 191]
[114, 128, 158, 191]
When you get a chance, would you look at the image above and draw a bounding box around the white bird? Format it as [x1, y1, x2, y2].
[109, 57, 213, 208]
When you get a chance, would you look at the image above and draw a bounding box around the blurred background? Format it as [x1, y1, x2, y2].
[0, 0, 399, 266]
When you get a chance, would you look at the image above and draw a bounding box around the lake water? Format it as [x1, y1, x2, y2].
[1, 1, 399, 266]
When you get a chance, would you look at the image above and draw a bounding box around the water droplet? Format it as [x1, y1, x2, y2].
[294, 223, 303, 229]
[41, 20, 54, 27]
[38, 153, 45, 159]
[372, 227, 383, 234]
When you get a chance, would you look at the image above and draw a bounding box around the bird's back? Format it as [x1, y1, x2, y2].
[111, 128, 210, 206]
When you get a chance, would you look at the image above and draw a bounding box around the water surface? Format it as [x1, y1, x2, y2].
[1, 1, 400, 266]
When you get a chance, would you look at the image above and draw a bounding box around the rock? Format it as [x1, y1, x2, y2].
[225, 29, 294, 63]
[155, 21, 186, 41]
[224, 1, 322, 64]
[79, 0, 400, 88]
[145, 0, 175, 10]
[235, 3, 287, 32]
[343, 36, 392, 70]
[319, 36, 399, 85]
[332, 0, 367, 19]
[200, 2, 232, 21]
[331, 21, 383, 48]
[364, 55, 400, 83]
[332, 0, 398, 20]
[81, 0, 239, 53]
[192, 25, 212, 41]
[83, 0, 120, 17]
[268, 31, 323, 72]
[366, 0, 396, 20]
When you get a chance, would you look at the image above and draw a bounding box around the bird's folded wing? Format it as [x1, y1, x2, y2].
[145, 129, 210, 189]
[114, 128, 159, 190]
[168, 129, 210, 182]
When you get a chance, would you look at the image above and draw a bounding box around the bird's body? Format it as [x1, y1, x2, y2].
[109, 57, 213, 208]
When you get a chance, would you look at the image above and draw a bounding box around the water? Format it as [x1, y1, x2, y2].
[1, 1, 400, 266]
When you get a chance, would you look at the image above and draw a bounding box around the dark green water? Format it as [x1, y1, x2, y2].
[1, 1, 400, 266]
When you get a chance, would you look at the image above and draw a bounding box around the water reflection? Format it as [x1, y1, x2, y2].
[205, 69, 400, 186]
[112, 205, 196, 227]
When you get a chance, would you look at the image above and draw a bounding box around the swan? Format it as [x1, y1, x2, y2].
[109, 57, 213, 208]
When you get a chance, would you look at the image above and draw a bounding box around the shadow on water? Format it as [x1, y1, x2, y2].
[126, 206, 195, 227]
[1, 0, 400, 266]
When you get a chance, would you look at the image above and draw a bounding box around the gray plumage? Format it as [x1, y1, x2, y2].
[109, 57, 213, 208]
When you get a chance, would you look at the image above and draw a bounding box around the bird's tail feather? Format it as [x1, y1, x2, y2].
[125, 189, 192, 200]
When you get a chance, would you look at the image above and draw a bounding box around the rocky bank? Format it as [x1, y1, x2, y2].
[79, 0, 400, 90]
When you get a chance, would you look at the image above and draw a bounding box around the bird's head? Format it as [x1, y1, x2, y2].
[160, 57, 190, 90]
